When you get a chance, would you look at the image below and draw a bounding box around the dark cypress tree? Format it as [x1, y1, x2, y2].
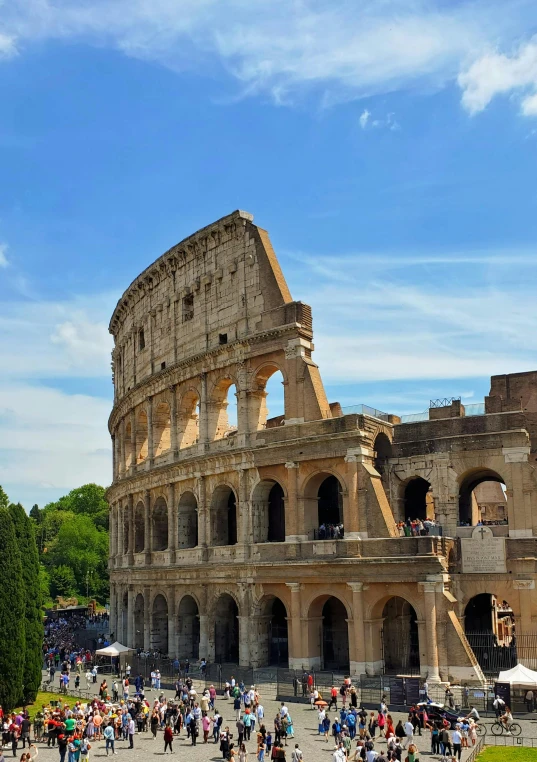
[0, 506, 25, 711]
[9, 503, 44, 703]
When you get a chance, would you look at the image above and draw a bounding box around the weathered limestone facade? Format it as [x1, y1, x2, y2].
[107, 210, 537, 683]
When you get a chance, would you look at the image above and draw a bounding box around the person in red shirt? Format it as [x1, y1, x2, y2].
[328, 687, 338, 712]
[163, 724, 173, 754]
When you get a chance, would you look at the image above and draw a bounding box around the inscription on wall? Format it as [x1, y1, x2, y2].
[461, 525, 507, 574]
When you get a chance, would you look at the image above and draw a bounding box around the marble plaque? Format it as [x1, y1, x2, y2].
[461, 525, 506, 574]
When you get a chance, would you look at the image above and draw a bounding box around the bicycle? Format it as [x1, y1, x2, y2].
[490, 721, 522, 736]
[475, 723, 487, 737]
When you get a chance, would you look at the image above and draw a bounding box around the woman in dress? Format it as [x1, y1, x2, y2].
[385, 715, 395, 739]
[285, 714, 294, 740]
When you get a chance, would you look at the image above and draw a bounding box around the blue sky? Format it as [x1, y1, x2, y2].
[2, 0, 537, 508]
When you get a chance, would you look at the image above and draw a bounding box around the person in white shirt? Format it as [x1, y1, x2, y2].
[366, 749, 378, 762]
[291, 744, 303, 762]
[280, 703, 289, 718]
[452, 726, 462, 760]
[403, 720, 414, 748]
[257, 704, 264, 722]
[333, 742, 346, 762]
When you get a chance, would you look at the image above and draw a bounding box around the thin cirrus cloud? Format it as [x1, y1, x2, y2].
[0, 0, 537, 116]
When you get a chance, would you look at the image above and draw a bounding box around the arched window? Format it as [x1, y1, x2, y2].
[125, 422, 133, 471]
[465, 593, 516, 674]
[404, 477, 433, 522]
[122, 506, 129, 554]
[210, 485, 238, 546]
[136, 409, 148, 462]
[134, 501, 145, 553]
[178, 390, 200, 449]
[154, 401, 171, 456]
[152, 497, 168, 551]
[459, 470, 507, 526]
[208, 379, 237, 441]
[304, 472, 345, 539]
[178, 491, 198, 549]
[249, 365, 286, 430]
[252, 480, 286, 543]
[374, 432, 392, 475]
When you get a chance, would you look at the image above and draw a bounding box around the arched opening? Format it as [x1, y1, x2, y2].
[136, 409, 148, 462]
[459, 470, 507, 526]
[208, 379, 238, 441]
[134, 501, 145, 553]
[381, 597, 420, 675]
[374, 432, 392, 475]
[177, 596, 200, 660]
[214, 594, 239, 663]
[134, 593, 144, 650]
[178, 390, 200, 449]
[151, 594, 169, 655]
[269, 598, 289, 666]
[249, 365, 286, 430]
[122, 506, 129, 554]
[252, 480, 286, 543]
[465, 593, 516, 674]
[154, 401, 171, 456]
[316, 474, 343, 539]
[121, 591, 128, 644]
[210, 485, 237, 546]
[178, 491, 198, 549]
[125, 422, 133, 471]
[311, 596, 349, 671]
[404, 477, 433, 522]
[152, 497, 168, 551]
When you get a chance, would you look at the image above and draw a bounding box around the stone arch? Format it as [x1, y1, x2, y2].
[208, 376, 238, 441]
[151, 592, 169, 655]
[134, 500, 145, 553]
[213, 593, 239, 663]
[374, 431, 392, 475]
[303, 470, 346, 538]
[210, 484, 238, 546]
[178, 490, 198, 549]
[136, 408, 148, 462]
[307, 594, 350, 671]
[177, 594, 200, 660]
[125, 421, 133, 471]
[121, 590, 128, 644]
[153, 400, 171, 456]
[178, 388, 200, 449]
[249, 361, 288, 430]
[402, 476, 434, 522]
[134, 593, 145, 649]
[380, 596, 420, 675]
[458, 468, 507, 526]
[253, 595, 289, 667]
[122, 504, 129, 554]
[152, 496, 168, 551]
[252, 478, 286, 543]
[464, 592, 517, 674]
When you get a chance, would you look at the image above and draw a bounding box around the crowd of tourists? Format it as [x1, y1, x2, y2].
[318, 523, 344, 540]
[396, 519, 439, 537]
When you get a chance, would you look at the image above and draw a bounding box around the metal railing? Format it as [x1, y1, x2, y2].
[340, 404, 391, 421]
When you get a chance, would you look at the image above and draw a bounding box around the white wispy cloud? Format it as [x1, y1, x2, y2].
[359, 109, 370, 129]
[0, 244, 9, 268]
[458, 38, 537, 115]
[1, 0, 536, 113]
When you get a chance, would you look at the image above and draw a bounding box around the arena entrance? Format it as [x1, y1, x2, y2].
[177, 595, 200, 660]
[311, 596, 349, 671]
[381, 597, 420, 675]
[464, 593, 517, 674]
[134, 593, 144, 650]
[214, 594, 239, 663]
[151, 594, 169, 655]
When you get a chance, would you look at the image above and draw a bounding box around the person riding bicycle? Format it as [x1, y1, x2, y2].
[500, 707, 514, 733]
[465, 708, 480, 723]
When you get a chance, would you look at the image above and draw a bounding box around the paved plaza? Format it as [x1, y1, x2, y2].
[33, 673, 537, 762]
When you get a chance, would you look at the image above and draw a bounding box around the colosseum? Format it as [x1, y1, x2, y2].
[107, 210, 537, 684]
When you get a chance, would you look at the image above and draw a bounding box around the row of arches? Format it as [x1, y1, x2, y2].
[118, 473, 344, 553]
[119, 368, 286, 471]
[400, 470, 507, 527]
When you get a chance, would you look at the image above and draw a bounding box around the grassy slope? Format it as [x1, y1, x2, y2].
[479, 748, 537, 762]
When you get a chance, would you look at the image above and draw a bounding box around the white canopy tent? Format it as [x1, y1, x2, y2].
[95, 642, 134, 657]
[498, 663, 537, 686]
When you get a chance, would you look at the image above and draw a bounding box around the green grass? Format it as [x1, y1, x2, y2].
[16, 691, 81, 721]
[479, 747, 537, 762]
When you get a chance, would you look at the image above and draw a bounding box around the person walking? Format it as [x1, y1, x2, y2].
[451, 725, 462, 761]
[402, 719, 414, 749]
[290, 743, 303, 762]
[103, 724, 116, 756]
[526, 690, 534, 713]
[127, 716, 135, 749]
[163, 724, 173, 754]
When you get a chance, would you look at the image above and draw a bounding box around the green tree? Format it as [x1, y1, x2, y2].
[47, 514, 109, 600]
[0, 507, 25, 711]
[49, 565, 77, 599]
[9, 503, 44, 703]
[0, 486, 8, 510]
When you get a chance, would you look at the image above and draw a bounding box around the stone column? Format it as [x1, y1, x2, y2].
[347, 582, 367, 674]
[286, 582, 303, 669]
[170, 385, 179, 459]
[168, 589, 177, 659]
[109, 504, 116, 568]
[144, 587, 151, 651]
[144, 490, 152, 564]
[344, 452, 360, 539]
[116, 503, 123, 558]
[127, 494, 135, 565]
[285, 462, 303, 541]
[130, 410, 136, 476]
[201, 615, 214, 662]
[147, 396, 154, 466]
[168, 482, 177, 561]
[238, 616, 251, 666]
[196, 474, 209, 558]
[419, 581, 441, 681]
[238, 467, 251, 558]
[120, 418, 126, 478]
[363, 618, 384, 675]
[112, 434, 117, 481]
[127, 587, 134, 648]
